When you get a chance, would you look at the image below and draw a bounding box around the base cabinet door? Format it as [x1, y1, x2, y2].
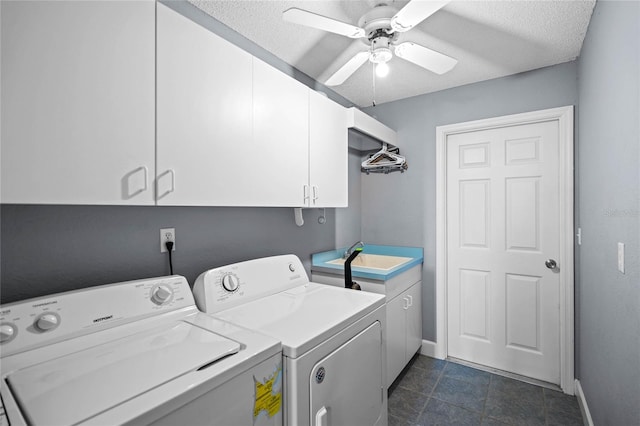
[386, 281, 423, 388]
[1, 0, 155, 204]
[406, 282, 423, 359]
[386, 293, 408, 388]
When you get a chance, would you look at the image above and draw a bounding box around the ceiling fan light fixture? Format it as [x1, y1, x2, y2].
[370, 46, 392, 64]
[369, 35, 392, 64]
[375, 62, 390, 78]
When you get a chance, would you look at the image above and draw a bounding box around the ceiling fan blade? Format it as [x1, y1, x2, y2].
[283, 8, 365, 38]
[394, 42, 457, 74]
[390, 0, 450, 33]
[324, 51, 370, 86]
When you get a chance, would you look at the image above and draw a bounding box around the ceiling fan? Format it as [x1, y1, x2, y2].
[283, 0, 458, 86]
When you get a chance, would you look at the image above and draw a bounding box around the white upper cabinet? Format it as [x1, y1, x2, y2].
[2, 2, 348, 207]
[156, 3, 253, 206]
[252, 59, 310, 207]
[309, 91, 348, 207]
[1, 0, 155, 204]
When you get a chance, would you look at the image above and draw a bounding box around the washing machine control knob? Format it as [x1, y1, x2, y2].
[0, 323, 16, 343]
[35, 313, 60, 332]
[151, 285, 173, 305]
[222, 274, 240, 292]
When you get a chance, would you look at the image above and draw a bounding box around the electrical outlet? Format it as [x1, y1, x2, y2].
[160, 228, 176, 253]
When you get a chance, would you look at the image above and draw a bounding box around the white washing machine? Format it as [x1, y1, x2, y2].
[193, 254, 388, 426]
[0, 276, 283, 426]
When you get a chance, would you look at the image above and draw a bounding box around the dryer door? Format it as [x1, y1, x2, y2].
[309, 321, 384, 426]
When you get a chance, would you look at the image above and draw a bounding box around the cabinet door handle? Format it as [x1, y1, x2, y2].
[303, 185, 310, 204]
[124, 166, 149, 199]
[141, 166, 148, 192]
[157, 169, 175, 199]
[312, 186, 319, 204]
[407, 295, 413, 307]
[403, 297, 409, 310]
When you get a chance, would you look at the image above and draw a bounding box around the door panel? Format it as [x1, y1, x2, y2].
[459, 180, 490, 248]
[459, 269, 490, 341]
[447, 120, 560, 384]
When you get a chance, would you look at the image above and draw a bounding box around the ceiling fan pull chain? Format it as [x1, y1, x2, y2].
[372, 62, 377, 107]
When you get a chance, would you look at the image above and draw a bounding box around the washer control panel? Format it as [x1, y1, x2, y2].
[0, 276, 193, 357]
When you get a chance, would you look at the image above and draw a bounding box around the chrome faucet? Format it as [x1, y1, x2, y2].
[344, 241, 364, 259]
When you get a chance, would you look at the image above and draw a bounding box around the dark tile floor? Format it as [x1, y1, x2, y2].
[388, 354, 584, 426]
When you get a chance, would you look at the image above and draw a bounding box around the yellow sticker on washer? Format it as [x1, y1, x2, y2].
[253, 366, 282, 420]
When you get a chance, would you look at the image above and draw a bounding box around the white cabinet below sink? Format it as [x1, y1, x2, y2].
[386, 280, 422, 387]
[312, 264, 423, 388]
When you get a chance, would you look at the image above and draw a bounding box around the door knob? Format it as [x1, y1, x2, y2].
[545, 259, 558, 269]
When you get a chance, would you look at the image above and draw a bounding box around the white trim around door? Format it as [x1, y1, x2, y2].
[435, 106, 575, 394]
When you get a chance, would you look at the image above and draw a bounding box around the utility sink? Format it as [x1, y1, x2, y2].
[327, 254, 412, 271]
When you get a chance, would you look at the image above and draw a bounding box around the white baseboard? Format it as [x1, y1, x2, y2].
[575, 379, 594, 426]
[420, 340, 439, 358]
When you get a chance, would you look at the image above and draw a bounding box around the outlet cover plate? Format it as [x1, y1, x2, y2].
[160, 228, 176, 253]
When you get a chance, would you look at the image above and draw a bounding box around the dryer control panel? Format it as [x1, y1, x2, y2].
[193, 254, 310, 314]
[0, 276, 193, 357]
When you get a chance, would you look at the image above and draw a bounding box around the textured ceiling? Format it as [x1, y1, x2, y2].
[189, 0, 595, 107]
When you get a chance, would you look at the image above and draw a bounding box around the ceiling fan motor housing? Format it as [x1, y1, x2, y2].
[370, 34, 393, 63]
[358, 5, 399, 64]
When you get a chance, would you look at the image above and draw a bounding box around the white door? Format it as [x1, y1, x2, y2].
[446, 120, 561, 384]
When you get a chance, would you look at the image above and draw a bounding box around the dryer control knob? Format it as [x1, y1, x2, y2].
[222, 274, 240, 292]
[151, 285, 173, 305]
[0, 324, 16, 343]
[35, 313, 59, 332]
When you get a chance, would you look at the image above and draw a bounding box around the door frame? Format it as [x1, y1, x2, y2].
[435, 106, 575, 394]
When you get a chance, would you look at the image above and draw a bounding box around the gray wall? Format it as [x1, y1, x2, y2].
[577, 1, 639, 424]
[0, 205, 337, 302]
[361, 61, 579, 342]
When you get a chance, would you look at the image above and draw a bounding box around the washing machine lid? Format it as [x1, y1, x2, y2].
[7, 321, 240, 426]
[215, 283, 384, 358]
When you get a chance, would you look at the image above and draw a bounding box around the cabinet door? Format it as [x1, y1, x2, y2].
[309, 91, 348, 207]
[405, 282, 423, 362]
[252, 59, 309, 206]
[386, 293, 408, 388]
[1, 0, 155, 204]
[156, 4, 253, 205]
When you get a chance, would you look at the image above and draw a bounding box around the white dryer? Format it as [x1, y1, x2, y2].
[193, 254, 388, 426]
[0, 276, 283, 426]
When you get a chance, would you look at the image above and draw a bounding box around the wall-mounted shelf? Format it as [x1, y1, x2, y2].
[347, 107, 398, 152]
